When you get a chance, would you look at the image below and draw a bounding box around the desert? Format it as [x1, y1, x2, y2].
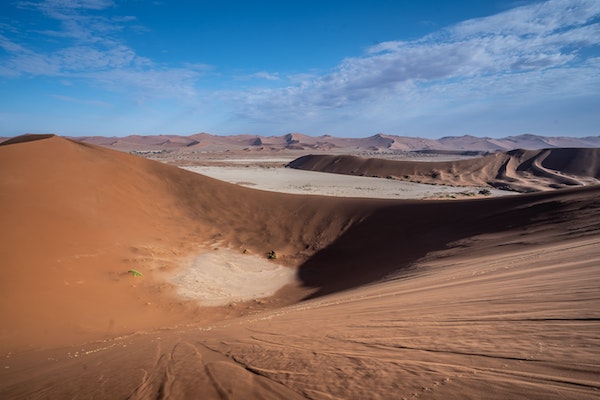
[0, 133, 599, 399]
[3, 0, 600, 398]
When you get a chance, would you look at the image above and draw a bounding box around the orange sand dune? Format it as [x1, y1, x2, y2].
[0, 135, 370, 349]
[1, 135, 599, 399]
[288, 148, 600, 192]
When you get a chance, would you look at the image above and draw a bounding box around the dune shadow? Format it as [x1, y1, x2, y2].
[296, 202, 475, 300]
[295, 191, 585, 300]
[0, 134, 56, 146]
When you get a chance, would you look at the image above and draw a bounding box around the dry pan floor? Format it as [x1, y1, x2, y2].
[182, 165, 512, 199]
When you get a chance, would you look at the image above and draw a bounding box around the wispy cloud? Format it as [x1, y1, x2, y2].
[17, 0, 118, 41]
[228, 0, 600, 124]
[2, 0, 206, 99]
[235, 71, 281, 81]
[49, 93, 112, 107]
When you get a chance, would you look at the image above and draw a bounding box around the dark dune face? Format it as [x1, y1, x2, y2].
[0, 133, 56, 146]
[1, 136, 599, 399]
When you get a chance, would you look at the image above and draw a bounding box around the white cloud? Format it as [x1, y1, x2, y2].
[49, 93, 112, 107]
[2, 0, 206, 101]
[234, 71, 281, 81]
[87, 67, 203, 99]
[448, 0, 600, 38]
[250, 71, 281, 81]
[228, 0, 600, 126]
[18, 0, 115, 11]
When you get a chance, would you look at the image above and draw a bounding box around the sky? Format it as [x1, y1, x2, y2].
[0, 0, 599, 138]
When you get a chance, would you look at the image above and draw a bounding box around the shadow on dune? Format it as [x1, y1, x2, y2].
[296, 186, 600, 300]
[0, 133, 56, 146]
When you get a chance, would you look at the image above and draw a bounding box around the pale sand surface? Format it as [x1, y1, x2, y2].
[183, 165, 513, 199]
[169, 248, 295, 306]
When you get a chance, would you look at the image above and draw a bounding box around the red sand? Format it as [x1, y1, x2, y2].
[1, 135, 599, 399]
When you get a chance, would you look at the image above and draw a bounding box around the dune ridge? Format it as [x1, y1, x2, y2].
[287, 148, 600, 192]
[1, 135, 599, 399]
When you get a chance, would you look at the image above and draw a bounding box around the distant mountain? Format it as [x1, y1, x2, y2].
[2, 132, 598, 152]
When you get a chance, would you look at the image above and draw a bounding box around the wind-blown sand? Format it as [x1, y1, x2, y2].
[1, 134, 599, 399]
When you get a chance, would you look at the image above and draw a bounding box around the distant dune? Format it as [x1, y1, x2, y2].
[288, 148, 600, 192]
[3, 132, 599, 152]
[1, 134, 599, 399]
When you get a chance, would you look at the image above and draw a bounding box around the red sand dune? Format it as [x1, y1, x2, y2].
[1, 135, 599, 399]
[288, 148, 600, 192]
[0, 135, 371, 350]
[49, 132, 600, 152]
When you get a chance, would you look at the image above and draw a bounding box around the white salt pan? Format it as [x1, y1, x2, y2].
[170, 249, 295, 306]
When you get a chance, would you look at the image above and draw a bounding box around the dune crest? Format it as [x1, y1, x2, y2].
[0, 133, 56, 146]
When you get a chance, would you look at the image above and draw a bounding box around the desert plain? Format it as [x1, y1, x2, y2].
[1, 133, 599, 399]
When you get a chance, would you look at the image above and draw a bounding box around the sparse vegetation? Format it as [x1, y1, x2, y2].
[128, 269, 143, 277]
[267, 250, 277, 259]
[478, 188, 492, 196]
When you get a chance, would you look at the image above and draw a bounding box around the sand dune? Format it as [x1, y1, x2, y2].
[0, 134, 378, 349]
[63, 132, 600, 152]
[1, 134, 599, 399]
[288, 148, 600, 192]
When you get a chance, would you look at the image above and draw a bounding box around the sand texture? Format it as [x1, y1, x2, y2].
[1, 134, 599, 399]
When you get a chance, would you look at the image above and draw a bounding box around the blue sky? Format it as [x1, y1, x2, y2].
[1, 0, 599, 138]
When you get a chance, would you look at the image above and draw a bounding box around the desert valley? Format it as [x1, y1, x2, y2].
[1, 132, 599, 399]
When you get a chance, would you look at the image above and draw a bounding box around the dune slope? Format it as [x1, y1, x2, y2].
[0, 135, 372, 350]
[1, 135, 599, 399]
[2, 185, 599, 399]
[288, 148, 600, 192]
